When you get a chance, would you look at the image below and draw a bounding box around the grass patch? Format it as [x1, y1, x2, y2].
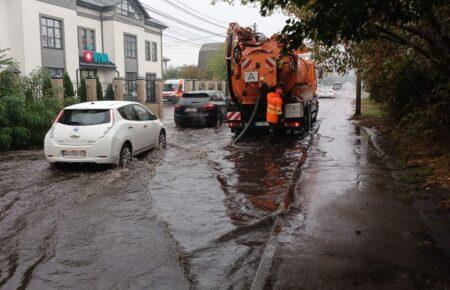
[355, 98, 450, 200]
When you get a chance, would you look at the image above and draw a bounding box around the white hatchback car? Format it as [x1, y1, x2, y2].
[44, 101, 166, 166]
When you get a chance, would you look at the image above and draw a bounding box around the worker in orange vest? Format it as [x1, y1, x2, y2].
[266, 84, 284, 143]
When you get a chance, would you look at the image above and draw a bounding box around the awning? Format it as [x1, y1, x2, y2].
[79, 61, 117, 70]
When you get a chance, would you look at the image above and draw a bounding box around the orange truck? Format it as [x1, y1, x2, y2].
[226, 23, 319, 135]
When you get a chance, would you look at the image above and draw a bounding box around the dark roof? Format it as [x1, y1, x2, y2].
[77, 0, 168, 27]
[145, 18, 168, 29]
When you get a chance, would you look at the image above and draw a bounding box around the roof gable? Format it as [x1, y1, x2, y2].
[77, 0, 149, 19]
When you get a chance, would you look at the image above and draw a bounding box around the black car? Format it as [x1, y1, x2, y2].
[174, 91, 227, 127]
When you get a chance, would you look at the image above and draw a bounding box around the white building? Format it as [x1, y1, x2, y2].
[0, 0, 167, 87]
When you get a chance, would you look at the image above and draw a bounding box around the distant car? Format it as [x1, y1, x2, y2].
[174, 91, 227, 127]
[163, 92, 178, 104]
[44, 101, 166, 166]
[317, 87, 336, 98]
[332, 82, 343, 90]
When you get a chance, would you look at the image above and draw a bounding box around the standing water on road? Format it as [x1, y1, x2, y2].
[0, 104, 309, 289]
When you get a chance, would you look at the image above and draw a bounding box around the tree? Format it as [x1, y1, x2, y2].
[78, 78, 87, 102]
[220, 0, 449, 75]
[163, 65, 180, 80]
[206, 43, 227, 80]
[63, 72, 74, 98]
[179, 65, 207, 79]
[96, 76, 103, 100]
[42, 69, 53, 97]
[105, 83, 115, 100]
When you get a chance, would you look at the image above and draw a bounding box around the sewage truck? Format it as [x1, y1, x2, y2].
[226, 23, 319, 136]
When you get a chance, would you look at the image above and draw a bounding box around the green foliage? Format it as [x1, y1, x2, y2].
[96, 77, 103, 101]
[0, 97, 60, 148]
[78, 78, 87, 102]
[179, 65, 207, 80]
[105, 83, 115, 100]
[23, 67, 53, 100]
[0, 48, 83, 150]
[163, 65, 180, 80]
[63, 72, 74, 98]
[42, 69, 53, 97]
[206, 43, 227, 80]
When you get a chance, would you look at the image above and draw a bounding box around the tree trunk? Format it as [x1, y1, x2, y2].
[355, 73, 362, 116]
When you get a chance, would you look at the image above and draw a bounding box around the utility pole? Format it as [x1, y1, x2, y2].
[355, 72, 362, 116]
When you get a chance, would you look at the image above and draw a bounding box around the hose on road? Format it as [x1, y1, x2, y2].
[232, 94, 262, 147]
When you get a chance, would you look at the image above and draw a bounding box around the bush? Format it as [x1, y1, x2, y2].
[105, 83, 115, 100]
[63, 72, 74, 98]
[78, 78, 87, 102]
[361, 42, 450, 141]
[0, 49, 64, 150]
[96, 76, 103, 101]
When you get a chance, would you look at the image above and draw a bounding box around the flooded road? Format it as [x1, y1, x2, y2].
[1, 91, 449, 289]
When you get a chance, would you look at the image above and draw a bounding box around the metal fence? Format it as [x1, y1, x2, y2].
[124, 79, 137, 101]
[146, 79, 156, 103]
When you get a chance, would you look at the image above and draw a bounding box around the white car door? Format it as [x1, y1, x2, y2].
[118, 105, 144, 152]
[132, 104, 156, 148]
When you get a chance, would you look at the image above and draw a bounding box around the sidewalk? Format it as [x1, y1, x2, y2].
[268, 97, 450, 289]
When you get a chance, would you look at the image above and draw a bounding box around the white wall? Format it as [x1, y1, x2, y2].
[112, 21, 163, 79]
[20, 0, 78, 79]
[0, 0, 163, 83]
[0, 0, 25, 72]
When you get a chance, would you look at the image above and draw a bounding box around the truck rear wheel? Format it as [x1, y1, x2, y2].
[304, 106, 312, 134]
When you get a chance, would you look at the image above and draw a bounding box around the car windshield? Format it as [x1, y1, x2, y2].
[182, 93, 209, 98]
[164, 84, 178, 91]
[59, 109, 110, 126]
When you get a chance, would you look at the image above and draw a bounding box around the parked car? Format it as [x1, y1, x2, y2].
[317, 87, 336, 98]
[332, 82, 343, 90]
[174, 91, 227, 127]
[44, 101, 166, 166]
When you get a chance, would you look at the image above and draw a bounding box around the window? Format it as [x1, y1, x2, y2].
[118, 105, 138, 120]
[46, 67, 63, 77]
[125, 72, 137, 101]
[116, 0, 140, 19]
[146, 73, 156, 103]
[151, 42, 157, 62]
[132, 105, 151, 121]
[145, 41, 151, 61]
[41, 17, 63, 49]
[59, 110, 111, 126]
[124, 34, 137, 58]
[78, 28, 95, 54]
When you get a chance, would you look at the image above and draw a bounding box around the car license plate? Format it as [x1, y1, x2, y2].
[185, 108, 197, 113]
[255, 121, 269, 126]
[61, 150, 86, 157]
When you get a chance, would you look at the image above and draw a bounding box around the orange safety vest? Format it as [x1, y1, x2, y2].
[266, 92, 283, 124]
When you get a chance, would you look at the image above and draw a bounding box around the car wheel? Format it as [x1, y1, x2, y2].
[119, 143, 132, 167]
[158, 131, 167, 150]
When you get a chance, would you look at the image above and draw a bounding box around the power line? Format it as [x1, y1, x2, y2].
[166, 29, 220, 42]
[164, 34, 203, 46]
[170, 0, 229, 25]
[160, 0, 227, 29]
[140, 3, 226, 38]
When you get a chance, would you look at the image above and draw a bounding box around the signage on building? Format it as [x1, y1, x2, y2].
[83, 50, 109, 64]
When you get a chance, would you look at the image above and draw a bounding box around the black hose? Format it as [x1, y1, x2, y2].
[226, 33, 237, 104]
[232, 87, 266, 146]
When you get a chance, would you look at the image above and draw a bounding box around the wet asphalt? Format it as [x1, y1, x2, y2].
[0, 90, 449, 289]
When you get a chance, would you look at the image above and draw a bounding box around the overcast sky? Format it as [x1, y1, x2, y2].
[141, 0, 289, 67]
